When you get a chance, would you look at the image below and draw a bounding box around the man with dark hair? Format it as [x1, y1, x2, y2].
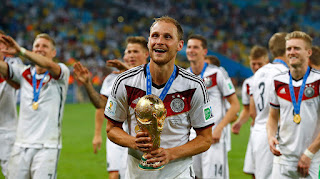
[310, 46, 320, 70]
[205, 55, 220, 67]
[74, 36, 149, 179]
[105, 16, 214, 178]
[0, 33, 69, 179]
[186, 34, 240, 179]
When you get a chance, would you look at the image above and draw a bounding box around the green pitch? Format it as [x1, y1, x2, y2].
[0, 103, 252, 179]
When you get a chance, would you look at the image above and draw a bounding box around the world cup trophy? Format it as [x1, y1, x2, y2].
[134, 94, 167, 170]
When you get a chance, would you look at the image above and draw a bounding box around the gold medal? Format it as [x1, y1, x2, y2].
[293, 114, 301, 124]
[32, 102, 39, 110]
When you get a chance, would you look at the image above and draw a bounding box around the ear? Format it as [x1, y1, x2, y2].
[177, 40, 184, 51]
[51, 49, 57, 58]
[307, 48, 312, 58]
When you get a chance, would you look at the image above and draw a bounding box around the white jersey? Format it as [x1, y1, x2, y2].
[251, 63, 288, 132]
[241, 76, 253, 106]
[105, 64, 214, 178]
[7, 63, 70, 149]
[270, 69, 320, 165]
[100, 73, 118, 98]
[0, 57, 22, 132]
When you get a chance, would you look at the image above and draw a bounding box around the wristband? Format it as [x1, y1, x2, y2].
[304, 149, 315, 159]
[20, 47, 26, 56]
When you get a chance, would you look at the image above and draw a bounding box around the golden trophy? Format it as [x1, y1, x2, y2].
[134, 94, 167, 170]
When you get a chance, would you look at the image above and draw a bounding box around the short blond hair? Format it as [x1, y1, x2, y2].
[269, 32, 287, 58]
[150, 16, 183, 41]
[34, 33, 56, 50]
[285, 31, 312, 49]
[249, 45, 268, 60]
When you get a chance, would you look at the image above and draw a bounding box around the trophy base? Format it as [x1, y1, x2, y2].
[138, 155, 164, 170]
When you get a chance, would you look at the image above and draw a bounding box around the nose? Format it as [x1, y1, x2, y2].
[155, 36, 164, 45]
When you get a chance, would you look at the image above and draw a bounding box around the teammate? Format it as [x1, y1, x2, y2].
[231, 45, 269, 178]
[0, 33, 69, 179]
[73, 36, 149, 179]
[249, 33, 289, 179]
[310, 46, 320, 70]
[267, 31, 320, 178]
[205, 55, 220, 66]
[186, 34, 240, 179]
[0, 30, 22, 178]
[105, 16, 214, 178]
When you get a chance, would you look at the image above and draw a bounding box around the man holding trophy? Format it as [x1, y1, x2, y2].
[105, 16, 215, 178]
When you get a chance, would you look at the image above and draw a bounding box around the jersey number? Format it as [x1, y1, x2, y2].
[257, 82, 265, 111]
[215, 164, 223, 177]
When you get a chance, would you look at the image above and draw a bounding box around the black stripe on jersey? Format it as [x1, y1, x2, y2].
[270, 103, 280, 108]
[53, 149, 61, 179]
[178, 67, 210, 103]
[57, 86, 63, 148]
[312, 68, 320, 74]
[111, 66, 144, 97]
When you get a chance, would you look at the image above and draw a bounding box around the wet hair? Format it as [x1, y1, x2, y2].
[34, 33, 56, 50]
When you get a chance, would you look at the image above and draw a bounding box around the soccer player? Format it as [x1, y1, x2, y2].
[231, 45, 269, 178]
[0, 33, 70, 179]
[0, 30, 22, 178]
[310, 46, 320, 70]
[105, 16, 214, 178]
[267, 31, 320, 178]
[73, 36, 149, 179]
[249, 33, 289, 179]
[186, 34, 240, 179]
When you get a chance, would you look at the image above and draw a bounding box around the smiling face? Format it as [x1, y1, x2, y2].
[124, 43, 148, 68]
[186, 39, 207, 62]
[286, 38, 311, 68]
[32, 37, 56, 60]
[148, 21, 183, 65]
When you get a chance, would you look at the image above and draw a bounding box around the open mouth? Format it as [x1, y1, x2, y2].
[154, 49, 167, 53]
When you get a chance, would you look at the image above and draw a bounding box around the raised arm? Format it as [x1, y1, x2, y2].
[0, 35, 61, 78]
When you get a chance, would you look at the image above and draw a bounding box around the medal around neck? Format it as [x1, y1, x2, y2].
[134, 95, 167, 170]
[293, 114, 301, 124]
[32, 102, 39, 110]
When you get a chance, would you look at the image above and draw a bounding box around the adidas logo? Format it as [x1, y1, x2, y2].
[279, 88, 286, 94]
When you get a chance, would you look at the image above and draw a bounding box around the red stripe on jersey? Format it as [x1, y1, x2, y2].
[275, 80, 320, 102]
[246, 83, 250, 95]
[125, 85, 196, 117]
[0, 76, 5, 83]
[22, 68, 53, 88]
[205, 73, 217, 89]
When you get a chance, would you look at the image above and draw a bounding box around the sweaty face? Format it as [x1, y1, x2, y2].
[32, 38, 56, 59]
[124, 43, 148, 68]
[250, 56, 268, 73]
[186, 39, 207, 62]
[148, 21, 183, 65]
[286, 38, 311, 68]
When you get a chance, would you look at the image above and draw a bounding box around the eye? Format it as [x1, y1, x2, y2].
[151, 34, 159, 38]
[164, 34, 172, 39]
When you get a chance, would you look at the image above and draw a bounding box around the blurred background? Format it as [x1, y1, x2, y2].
[1, 0, 320, 102]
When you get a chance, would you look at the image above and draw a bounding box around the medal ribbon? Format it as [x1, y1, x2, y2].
[273, 59, 288, 68]
[289, 66, 310, 115]
[190, 62, 208, 79]
[146, 63, 176, 101]
[32, 70, 49, 102]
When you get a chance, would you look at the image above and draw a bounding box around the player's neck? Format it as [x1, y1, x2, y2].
[190, 59, 205, 75]
[149, 60, 175, 86]
[274, 56, 288, 65]
[35, 65, 48, 74]
[290, 63, 309, 80]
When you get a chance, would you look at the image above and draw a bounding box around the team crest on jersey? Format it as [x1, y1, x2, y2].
[170, 95, 185, 113]
[304, 86, 315, 98]
[203, 77, 212, 87]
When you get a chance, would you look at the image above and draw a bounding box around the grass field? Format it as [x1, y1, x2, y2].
[0, 103, 252, 179]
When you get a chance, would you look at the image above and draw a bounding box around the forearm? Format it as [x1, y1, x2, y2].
[249, 96, 256, 120]
[217, 96, 240, 130]
[168, 127, 212, 161]
[94, 109, 104, 137]
[236, 105, 250, 125]
[307, 133, 320, 154]
[266, 108, 279, 139]
[106, 120, 137, 149]
[83, 81, 106, 109]
[21, 49, 60, 77]
[0, 61, 8, 77]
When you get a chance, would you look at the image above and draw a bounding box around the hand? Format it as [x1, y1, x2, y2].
[144, 147, 171, 168]
[268, 136, 281, 156]
[73, 62, 91, 84]
[231, 120, 242, 134]
[135, 131, 152, 153]
[212, 127, 222, 144]
[0, 35, 21, 55]
[297, 154, 311, 177]
[92, 135, 102, 154]
[107, 59, 130, 73]
[250, 119, 255, 127]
